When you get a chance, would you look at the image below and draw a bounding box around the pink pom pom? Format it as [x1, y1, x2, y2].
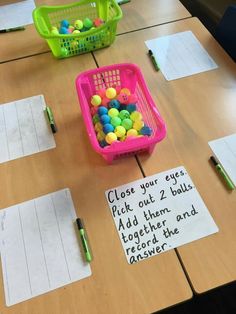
[113, 85, 121, 95]
[117, 92, 129, 104]
[128, 93, 138, 104]
[97, 88, 106, 97]
[90, 106, 98, 115]
[93, 18, 104, 27]
[101, 97, 110, 106]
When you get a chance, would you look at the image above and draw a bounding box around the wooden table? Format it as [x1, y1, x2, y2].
[0, 0, 190, 63]
[117, 0, 191, 34]
[93, 17, 236, 294]
[0, 52, 192, 313]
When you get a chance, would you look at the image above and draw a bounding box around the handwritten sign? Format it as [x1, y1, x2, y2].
[105, 166, 218, 264]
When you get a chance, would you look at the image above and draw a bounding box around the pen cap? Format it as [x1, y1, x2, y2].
[76, 218, 83, 230]
[210, 156, 218, 166]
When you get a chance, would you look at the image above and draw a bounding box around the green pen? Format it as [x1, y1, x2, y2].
[45, 106, 57, 133]
[148, 49, 160, 71]
[76, 218, 92, 263]
[210, 156, 235, 190]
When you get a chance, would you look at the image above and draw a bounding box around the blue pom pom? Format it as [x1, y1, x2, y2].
[108, 99, 120, 109]
[100, 114, 111, 125]
[99, 140, 108, 148]
[140, 126, 153, 136]
[103, 123, 114, 134]
[59, 26, 69, 34]
[60, 20, 70, 28]
[126, 103, 137, 113]
[119, 104, 127, 111]
[97, 106, 108, 116]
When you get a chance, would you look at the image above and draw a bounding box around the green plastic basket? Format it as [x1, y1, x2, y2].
[33, 0, 122, 58]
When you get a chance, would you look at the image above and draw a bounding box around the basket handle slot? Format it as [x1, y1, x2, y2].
[35, 16, 50, 35]
[81, 82, 93, 103]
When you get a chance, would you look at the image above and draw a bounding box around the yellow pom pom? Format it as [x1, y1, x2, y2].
[133, 120, 144, 131]
[74, 20, 83, 30]
[120, 135, 127, 142]
[120, 88, 131, 96]
[94, 122, 103, 132]
[105, 132, 117, 144]
[108, 108, 119, 118]
[91, 95, 102, 106]
[115, 126, 126, 138]
[106, 87, 117, 99]
[130, 111, 143, 121]
[127, 129, 138, 137]
[51, 28, 59, 35]
[97, 130, 106, 141]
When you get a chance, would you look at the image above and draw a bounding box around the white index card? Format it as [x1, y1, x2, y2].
[0, 95, 56, 164]
[105, 166, 218, 264]
[145, 31, 218, 81]
[0, 0, 35, 31]
[0, 188, 91, 306]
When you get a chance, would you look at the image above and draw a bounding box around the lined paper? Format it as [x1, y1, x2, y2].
[0, 188, 91, 306]
[145, 31, 218, 81]
[0, 0, 35, 31]
[0, 95, 55, 163]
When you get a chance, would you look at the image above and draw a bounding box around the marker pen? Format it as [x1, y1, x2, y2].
[148, 49, 160, 71]
[210, 156, 235, 190]
[45, 106, 57, 133]
[76, 218, 92, 263]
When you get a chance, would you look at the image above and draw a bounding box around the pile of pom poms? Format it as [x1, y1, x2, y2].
[51, 17, 105, 35]
[90, 87, 153, 147]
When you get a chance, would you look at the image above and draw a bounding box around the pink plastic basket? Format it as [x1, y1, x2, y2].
[75, 63, 166, 163]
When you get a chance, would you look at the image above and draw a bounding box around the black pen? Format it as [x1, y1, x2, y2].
[0, 26, 25, 33]
[45, 106, 57, 133]
[76, 218, 92, 262]
[148, 49, 160, 71]
[118, 0, 130, 5]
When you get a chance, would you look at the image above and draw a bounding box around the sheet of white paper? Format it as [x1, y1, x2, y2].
[145, 31, 218, 81]
[0, 0, 35, 30]
[0, 95, 55, 163]
[209, 133, 236, 186]
[105, 166, 218, 264]
[0, 188, 91, 306]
